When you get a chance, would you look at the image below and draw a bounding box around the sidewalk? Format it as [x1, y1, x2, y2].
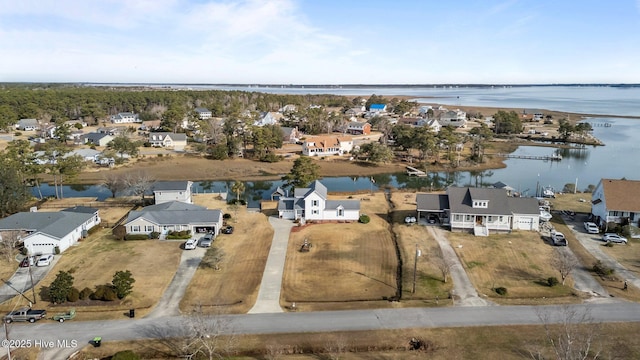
[248, 217, 295, 314]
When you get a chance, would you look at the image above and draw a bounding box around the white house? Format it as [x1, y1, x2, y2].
[16, 118, 40, 131]
[426, 119, 442, 133]
[124, 201, 223, 237]
[591, 178, 640, 228]
[439, 110, 467, 128]
[302, 135, 354, 156]
[0, 206, 101, 255]
[416, 187, 539, 235]
[110, 112, 141, 124]
[68, 148, 102, 162]
[148, 132, 188, 151]
[195, 107, 212, 120]
[278, 181, 360, 221]
[254, 112, 282, 127]
[153, 181, 193, 204]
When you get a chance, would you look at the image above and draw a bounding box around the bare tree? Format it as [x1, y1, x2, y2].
[434, 248, 454, 283]
[0, 230, 21, 263]
[140, 305, 236, 360]
[551, 250, 579, 286]
[101, 172, 127, 198]
[124, 170, 155, 202]
[201, 247, 225, 271]
[531, 306, 602, 360]
[322, 334, 349, 360]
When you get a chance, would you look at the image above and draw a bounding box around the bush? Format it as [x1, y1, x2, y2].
[223, 213, 232, 220]
[20, 248, 28, 256]
[14, 131, 22, 137]
[112, 225, 126, 240]
[165, 230, 191, 239]
[359, 214, 371, 224]
[494, 287, 508, 296]
[593, 260, 615, 276]
[67, 287, 80, 302]
[149, 231, 160, 239]
[124, 234, 150, 240]
[91, 285, 118, 301]
[111, 350, 141, 360]
[227, 199, 246, 205]
[547, 277, 559, 287]
[79, 287, 93, 300]
[259, 153, 283, 163]
[54, 246, 60, 255]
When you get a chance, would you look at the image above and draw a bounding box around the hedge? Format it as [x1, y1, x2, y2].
[124, 234, 149, 240]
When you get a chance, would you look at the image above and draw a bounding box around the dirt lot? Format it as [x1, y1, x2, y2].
[449, 230, 578, 304]
[281, 192, 399, 311]
[180, 194, 274, 314]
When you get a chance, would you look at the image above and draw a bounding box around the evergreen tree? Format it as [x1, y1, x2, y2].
[112, 270, 135, 299]
[281, 157, 320, 189]
[49, 271, 74, 304]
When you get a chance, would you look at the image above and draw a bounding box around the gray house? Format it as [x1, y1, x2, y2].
[124, 201, 223, 237]
[16, 118, 40, 131]
[83, 132, 114, 147]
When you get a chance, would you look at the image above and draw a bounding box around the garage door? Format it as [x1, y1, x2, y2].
[515, 217, 534, 230]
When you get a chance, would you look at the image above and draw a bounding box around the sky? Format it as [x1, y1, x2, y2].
[1, 0, 640, 84]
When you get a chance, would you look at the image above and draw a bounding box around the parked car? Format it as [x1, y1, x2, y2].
[583, 222, 599, 234]
[36, 254, 54, 267]
[184, 238, 198, 250]
[603, 233, 628, 244]
[19, 256, 35, 268]
[221, 226, 234, 234]
[427, 215, 439, 224]
[4, 307, 47, 323]
[551, 230, 567, 246]
[199, 233, 214, 248]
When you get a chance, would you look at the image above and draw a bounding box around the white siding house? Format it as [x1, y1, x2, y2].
[439, 110, 467, 128]
[110, 112, 141, 124]
[153, 181, 193, 204]
[124, 201, 223, 237]
[302, 136, 354, 156]
[277, 181, 360, 221]
[148, 132, 188, 151]
[591, 178, 640, 228]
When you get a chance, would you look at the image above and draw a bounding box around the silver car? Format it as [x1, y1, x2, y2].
[199, 233, 214, 248]
[603, 233, 627, 244]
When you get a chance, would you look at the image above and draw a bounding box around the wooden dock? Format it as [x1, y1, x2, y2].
[496, 154, 562, 161]
[406, 166, 428, 177]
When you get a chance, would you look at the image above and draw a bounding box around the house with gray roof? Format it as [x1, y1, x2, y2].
[416, 187, 539, 235]
[16, 118, 40, 131]
[195, 107, 212, 120]
[153, 181, 193, 204]
[0, 207, 100, 255]
[278, 180, 360, 222]
[82, 132, 114, 147]
[124, 201, 223, 237]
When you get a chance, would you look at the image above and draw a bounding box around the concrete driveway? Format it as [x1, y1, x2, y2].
[0, 255, 60, 304]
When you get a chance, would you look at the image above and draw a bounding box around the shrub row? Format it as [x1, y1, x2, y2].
[166, 230, 191, 239]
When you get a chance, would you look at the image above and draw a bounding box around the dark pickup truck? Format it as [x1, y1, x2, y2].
[4, 307, 47, 323]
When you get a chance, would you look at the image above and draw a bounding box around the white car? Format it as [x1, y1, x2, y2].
[603, 233, 628, 244]
[584, 222, 599, 234]
[36, 254, 54, 267]
[551, 230, 567, 246]
[184, 238, 198, 250]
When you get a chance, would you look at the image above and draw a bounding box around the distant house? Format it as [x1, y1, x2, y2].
[254, 112, 282, 127]
[426, 119, 441, 133]
[591, 178, 640, 228]
[280, 126, 302, 143]
[523, 109, 545, 122]
[41, 124, 57, 139]
[491, 181, 517, 197]
[110, 112, 140, 124]
[439, 110, 467, 128]
[65, 119, 87, 128]
[344, 106, 366, 117]
[83, 133, 114, 147]
[148, 132, 187, 151]
[398, 118, 423, 127]
[124, 201, 223, 237]
[302, 135, 354, 156]
[0, 206, 101, 255]
[278, 180, 360, 221]
[69, 148, 102, 162]
[271, 186, 287, 201]
[153, 181, 193, 204]
[140, 120, 161, 131]
[369, 104, 387, 113]
[346, 122, 371, 135]
[97, 126, 127, 136]
[279, 104, 297, 113]
[16, 118, 40, 131]
[416, 187, 540, 235]
[195, 107, 212, 120]
[418, 105, 433, 116]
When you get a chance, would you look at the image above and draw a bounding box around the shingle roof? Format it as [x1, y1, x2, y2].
[152, 181, 192, 192]
[325, 200, 360, 211]
[126, 201, 220, 225]
[448, 187, 512, 215]
[601, 178, 640, 212]
[62, 206, 99, 214]
[142, 201, 203, 211]
[195, 107, 210, 113]
[416, 194, 450, 211]
[507, 197, 539, 215]
[0, 211, 96, 239]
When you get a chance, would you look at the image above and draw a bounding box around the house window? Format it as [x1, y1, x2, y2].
[454, 214, 461, 221]
[131, 225, 140, 232]
[499, 216, 504, 222]
[338, 208, 344, 216]
[610, 211, 619, 216]
[312, 210, 319, 215]
[488, 216, 493, 222]
[312, 200, 319, 207]
[145, 225, 154, 232]
[465, 215, 472, 221]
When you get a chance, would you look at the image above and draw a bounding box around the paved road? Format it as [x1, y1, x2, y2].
[15, 302, 640, 356]
[428, 227, 493, 306]
[248, 217, 295, 314]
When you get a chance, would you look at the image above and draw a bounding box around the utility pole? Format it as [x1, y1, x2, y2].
[4, 322, 11, 360]
[412, 244, 421, 294]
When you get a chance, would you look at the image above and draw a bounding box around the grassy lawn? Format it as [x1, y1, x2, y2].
[547, 192, 592, 213]
[180, 194, 274, 314]
[75, 322, 640, 360]
[281, 192, 399, 311]
[389, 191, 453, 305]
[449, 230, 578, 304]
[0, 227, 182, 320]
